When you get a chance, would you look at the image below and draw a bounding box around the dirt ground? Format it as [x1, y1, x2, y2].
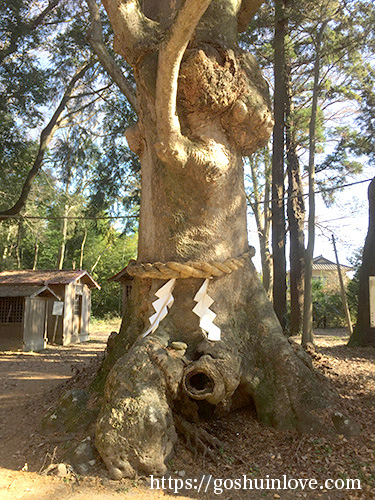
[0, 322, 374, 500]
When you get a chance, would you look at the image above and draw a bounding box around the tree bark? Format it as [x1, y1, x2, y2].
[2, 225, 12, 260]
[86, 0, 138, 113]
[15, 220, 22, 269]
[95, 0, 349, 480]
[286, 62, 305, 336]
[348, 177, 375, 346]
[271, 0, 287, 330]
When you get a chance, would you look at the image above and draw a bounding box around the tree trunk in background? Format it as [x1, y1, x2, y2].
[272, 0, 287, 330]
[94, 0, 346, 480]
[302, 22, 327, 347]
[32, 237, 39, 270]
[56, 203, 69, 270]
[15, 220, 22, 269]
[2, 225, 12, 260]
[0, 63, 93, 221]
[348, 177, 375, 346]
[80, 227, 87, 269]
[248, 148, 273, 297]
[286, 62, 305, 336]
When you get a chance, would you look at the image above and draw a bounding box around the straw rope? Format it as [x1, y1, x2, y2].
[125, 247, 255, 279]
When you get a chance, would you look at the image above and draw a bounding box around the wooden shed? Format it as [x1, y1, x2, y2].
[0, 270, 100, 350]
[0, 284, 59, 352]
[108, 266, 134, 314]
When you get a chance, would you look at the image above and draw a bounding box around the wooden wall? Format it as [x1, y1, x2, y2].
[46, 284, 65, 344]
[62, 282, 91, 345]
[23, 297, 47, 352]
[63, 282, 75, 345]
[45, 281, 92, 346]
[80, 285, 91, 342]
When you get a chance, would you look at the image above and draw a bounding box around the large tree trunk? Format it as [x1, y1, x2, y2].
[95, 0, 346, 480]
[348, 177, 375, 346]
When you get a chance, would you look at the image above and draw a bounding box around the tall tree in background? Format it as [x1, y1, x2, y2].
[285, 31, 305, 336]
[0, 0, 141, 319]
[246, 146, 273, 297]
[271, 0, 287, 329]
[302, 13, 329, 346]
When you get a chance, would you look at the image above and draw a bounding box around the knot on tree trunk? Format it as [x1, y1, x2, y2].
[178, 48, 273, 156]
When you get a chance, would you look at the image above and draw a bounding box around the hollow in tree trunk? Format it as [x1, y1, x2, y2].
[95, 0, 347, 480]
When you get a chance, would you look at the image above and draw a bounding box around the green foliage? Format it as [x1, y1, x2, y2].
[312, 279, 346, 328]
[90, 233, 137, 318]
[0, 114, 37, 211]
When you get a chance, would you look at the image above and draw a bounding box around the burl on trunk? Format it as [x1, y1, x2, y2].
[95, 0, 346, 479]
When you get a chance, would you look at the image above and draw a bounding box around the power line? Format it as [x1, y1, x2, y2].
[251, 177, 373, 207]
[0, 214, 139, 221]
[0, 177, 372, 221]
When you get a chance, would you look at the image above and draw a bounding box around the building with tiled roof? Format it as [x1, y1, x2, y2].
[312, 255, 353, 291]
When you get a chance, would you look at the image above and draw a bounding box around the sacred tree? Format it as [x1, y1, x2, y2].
[94, 0, 346, 479]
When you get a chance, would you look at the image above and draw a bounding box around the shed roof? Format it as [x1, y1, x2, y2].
[108, 261, 136, 282]
[0, 284, 61, 299]
[312, 256, 352, 272]
[0, 270, 100, 289]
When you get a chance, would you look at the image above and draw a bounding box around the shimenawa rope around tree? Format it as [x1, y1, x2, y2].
[125, 247, 255, 280]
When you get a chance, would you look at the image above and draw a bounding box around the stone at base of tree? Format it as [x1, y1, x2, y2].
[332, 411, 361, 438]
[69, 437, 96, 469]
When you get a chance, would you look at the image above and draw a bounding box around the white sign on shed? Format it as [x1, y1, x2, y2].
[52, 301, 64, 316]
[370, 277, 375, 328]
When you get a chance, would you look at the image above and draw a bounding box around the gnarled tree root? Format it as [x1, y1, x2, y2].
[95, 340, 180, 480]
[174, 413, 224, 460]
[95, 265, 360, 479]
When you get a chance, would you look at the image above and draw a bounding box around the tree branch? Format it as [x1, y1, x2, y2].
[154, 0, 212, 167]
[0, 0, 61, 64]
[101, 0, 160, 65]
[237, 0, 264, 32]
[86, 0, 138, 113]
[0, 61, 95, 221]
[29, 0, 61, 30]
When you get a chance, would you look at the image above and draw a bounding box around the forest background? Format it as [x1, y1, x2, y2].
[0, 0, 374, 333]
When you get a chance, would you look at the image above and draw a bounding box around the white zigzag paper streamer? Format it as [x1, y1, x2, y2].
[192, 278, 221, 341]
[142, 278, 176, 337]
